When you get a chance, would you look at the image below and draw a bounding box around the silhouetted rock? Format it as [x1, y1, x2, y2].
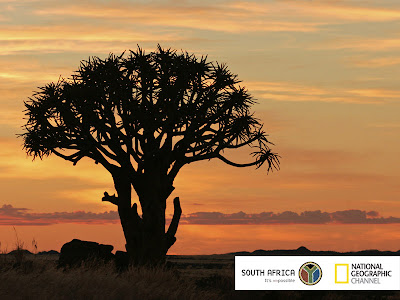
[58, 239, 114, 268]
[38, 250, 59, 255]
[8, 249, 32, 255]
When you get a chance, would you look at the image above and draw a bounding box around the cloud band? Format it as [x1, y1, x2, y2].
[1, 204, 399, 226]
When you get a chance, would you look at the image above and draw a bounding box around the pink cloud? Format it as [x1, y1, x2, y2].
[1, 204, 398, 226]
[0, 204, 119, 225]
[182, 209, 399, 225]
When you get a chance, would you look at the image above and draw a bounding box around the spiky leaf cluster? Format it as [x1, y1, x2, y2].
[22, 46, 279, 183]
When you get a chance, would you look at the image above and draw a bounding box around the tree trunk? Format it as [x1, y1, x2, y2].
[131, 179, 181, 265]
[122, 196, 181, 265]
[104, 171, 181, 266]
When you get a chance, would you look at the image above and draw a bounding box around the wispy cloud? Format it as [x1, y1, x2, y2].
[231, 1, 400, 22]
[32, 1, 400, 36]
[246, 81, 400, 104]
[4, 1, 400, 55]
[1, 204, 399, 226]
[0, 26, 182, 55]
[349, 56, 400, 68]
[0, 26, 173, 42]
[349, 88, 400, 99]
[34, 3, 321, 33]
[314, 37, 400, 51]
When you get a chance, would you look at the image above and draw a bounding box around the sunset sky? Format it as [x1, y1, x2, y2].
[1, 0, 400, 254]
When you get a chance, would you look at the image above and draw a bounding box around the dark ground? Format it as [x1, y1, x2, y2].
[0, 246, 399, 299]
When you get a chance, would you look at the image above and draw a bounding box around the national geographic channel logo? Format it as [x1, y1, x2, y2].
[299, 262, 322, 285]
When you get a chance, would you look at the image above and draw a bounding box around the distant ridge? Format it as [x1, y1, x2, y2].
[4, 249, 59, 255]
[4, 247, 399, 257]
[227, 246, 400, 256]
[38, 250, 59, 255]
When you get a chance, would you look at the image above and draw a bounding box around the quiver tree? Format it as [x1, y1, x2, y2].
[21, 45, 279, 265]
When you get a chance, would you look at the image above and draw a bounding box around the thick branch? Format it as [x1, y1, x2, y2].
[52, 149, 85, 166]
[165, 197, 182, 252]
[102, 192, 119, 206]
[217, 154, 258, 168]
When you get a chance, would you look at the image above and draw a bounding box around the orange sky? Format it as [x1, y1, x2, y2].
[0, 0, 399, 254]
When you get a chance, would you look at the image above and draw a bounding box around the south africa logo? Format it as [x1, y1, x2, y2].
[299, 262, 322, 285]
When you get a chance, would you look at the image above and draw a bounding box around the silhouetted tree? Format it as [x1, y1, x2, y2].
[21, 46, 279, 265]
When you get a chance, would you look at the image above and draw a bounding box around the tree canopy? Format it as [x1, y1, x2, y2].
[22, 46, 279, 186]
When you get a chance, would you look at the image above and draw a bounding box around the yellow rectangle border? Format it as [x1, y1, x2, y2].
[335, 264, 349, 284]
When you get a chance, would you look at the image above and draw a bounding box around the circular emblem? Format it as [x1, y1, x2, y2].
[299, 262, 322, 285]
